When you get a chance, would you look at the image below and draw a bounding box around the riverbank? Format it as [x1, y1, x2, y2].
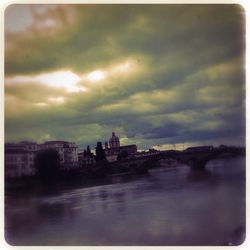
[5, 161, 150, 194]
[5, 153, 243, 194]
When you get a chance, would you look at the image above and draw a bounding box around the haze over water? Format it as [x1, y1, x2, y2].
[5, 156, 245, 246]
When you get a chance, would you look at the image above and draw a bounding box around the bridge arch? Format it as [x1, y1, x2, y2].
[140, 150, 233, 171]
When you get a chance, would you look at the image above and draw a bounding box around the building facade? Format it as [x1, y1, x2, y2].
[109, 132, 120, 148]
[40, 141, 78, 170]
[78, 152, 96, 167]
[5, 140, 78, 179]
[5, 142, 37, 178]
[105, 132, 137, 162]
[135, 148, 160, 158]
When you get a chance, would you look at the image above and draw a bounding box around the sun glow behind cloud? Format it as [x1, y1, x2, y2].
[35, 102, 48, 107]
[48, 97, 65, 104]
[110, 60, 134, 74]
[6, 59, 138, 91]
[87, 70, 106, 82]
[84, 59, 139, 84]
[6, 70, 86, 93]
[36, 71, 82, 92]
[34, 97, 65, 107]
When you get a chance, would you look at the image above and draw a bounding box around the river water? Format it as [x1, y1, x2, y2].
[5, 156, 245, 246]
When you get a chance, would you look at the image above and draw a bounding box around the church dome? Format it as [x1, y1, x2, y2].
[109, 132, 120, 148]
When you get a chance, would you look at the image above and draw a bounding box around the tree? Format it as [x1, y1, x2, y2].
[86, 145, 92, 157]
[34, 149, 60, 183]
[95, 142, 106, 162]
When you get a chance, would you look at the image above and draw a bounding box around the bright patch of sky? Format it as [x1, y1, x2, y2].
[5, 4, 57, 32]
[6, 70, 86, 93]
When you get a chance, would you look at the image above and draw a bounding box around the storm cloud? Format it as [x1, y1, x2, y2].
[5, 4, 245, 150]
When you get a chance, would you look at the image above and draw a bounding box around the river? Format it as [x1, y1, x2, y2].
[5, 156, 245, 246]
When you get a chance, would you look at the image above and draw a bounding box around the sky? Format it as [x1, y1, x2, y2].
[4, 4, 245, 150]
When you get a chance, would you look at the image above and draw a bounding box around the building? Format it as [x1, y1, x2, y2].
[40, 141, 78, 170]
[135, 148, 160, 158]
[20, 141, 39, 151]
[104, 132, 137, 162]
[78, 152, 95, 167]
[5, 142, 37, 178]
[5, 140, 79, 179]
[109, 132, 120, 148]
[78, 149, 96, 167]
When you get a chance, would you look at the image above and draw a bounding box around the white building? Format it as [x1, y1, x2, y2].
[5, 140, 79, 179]
[5, 142, 37, 178]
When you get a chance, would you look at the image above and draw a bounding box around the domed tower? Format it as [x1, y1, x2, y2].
[109, 132, 120, 149]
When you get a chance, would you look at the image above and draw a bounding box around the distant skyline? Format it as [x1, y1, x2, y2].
[4, 4, 245, 150]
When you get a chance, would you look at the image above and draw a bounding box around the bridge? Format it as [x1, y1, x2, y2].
[114, 147, 245, 173]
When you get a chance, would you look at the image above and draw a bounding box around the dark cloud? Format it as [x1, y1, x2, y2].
[4, 4, 245, 149]
[5, 5, 244, 75]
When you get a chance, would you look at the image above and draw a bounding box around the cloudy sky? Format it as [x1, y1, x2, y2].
[4, 4, 245, 150]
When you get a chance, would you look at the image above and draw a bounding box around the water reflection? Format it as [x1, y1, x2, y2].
[187, 168, 212, 182]
[36, 203, 68, 222]
[5, 157, 245, 246]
